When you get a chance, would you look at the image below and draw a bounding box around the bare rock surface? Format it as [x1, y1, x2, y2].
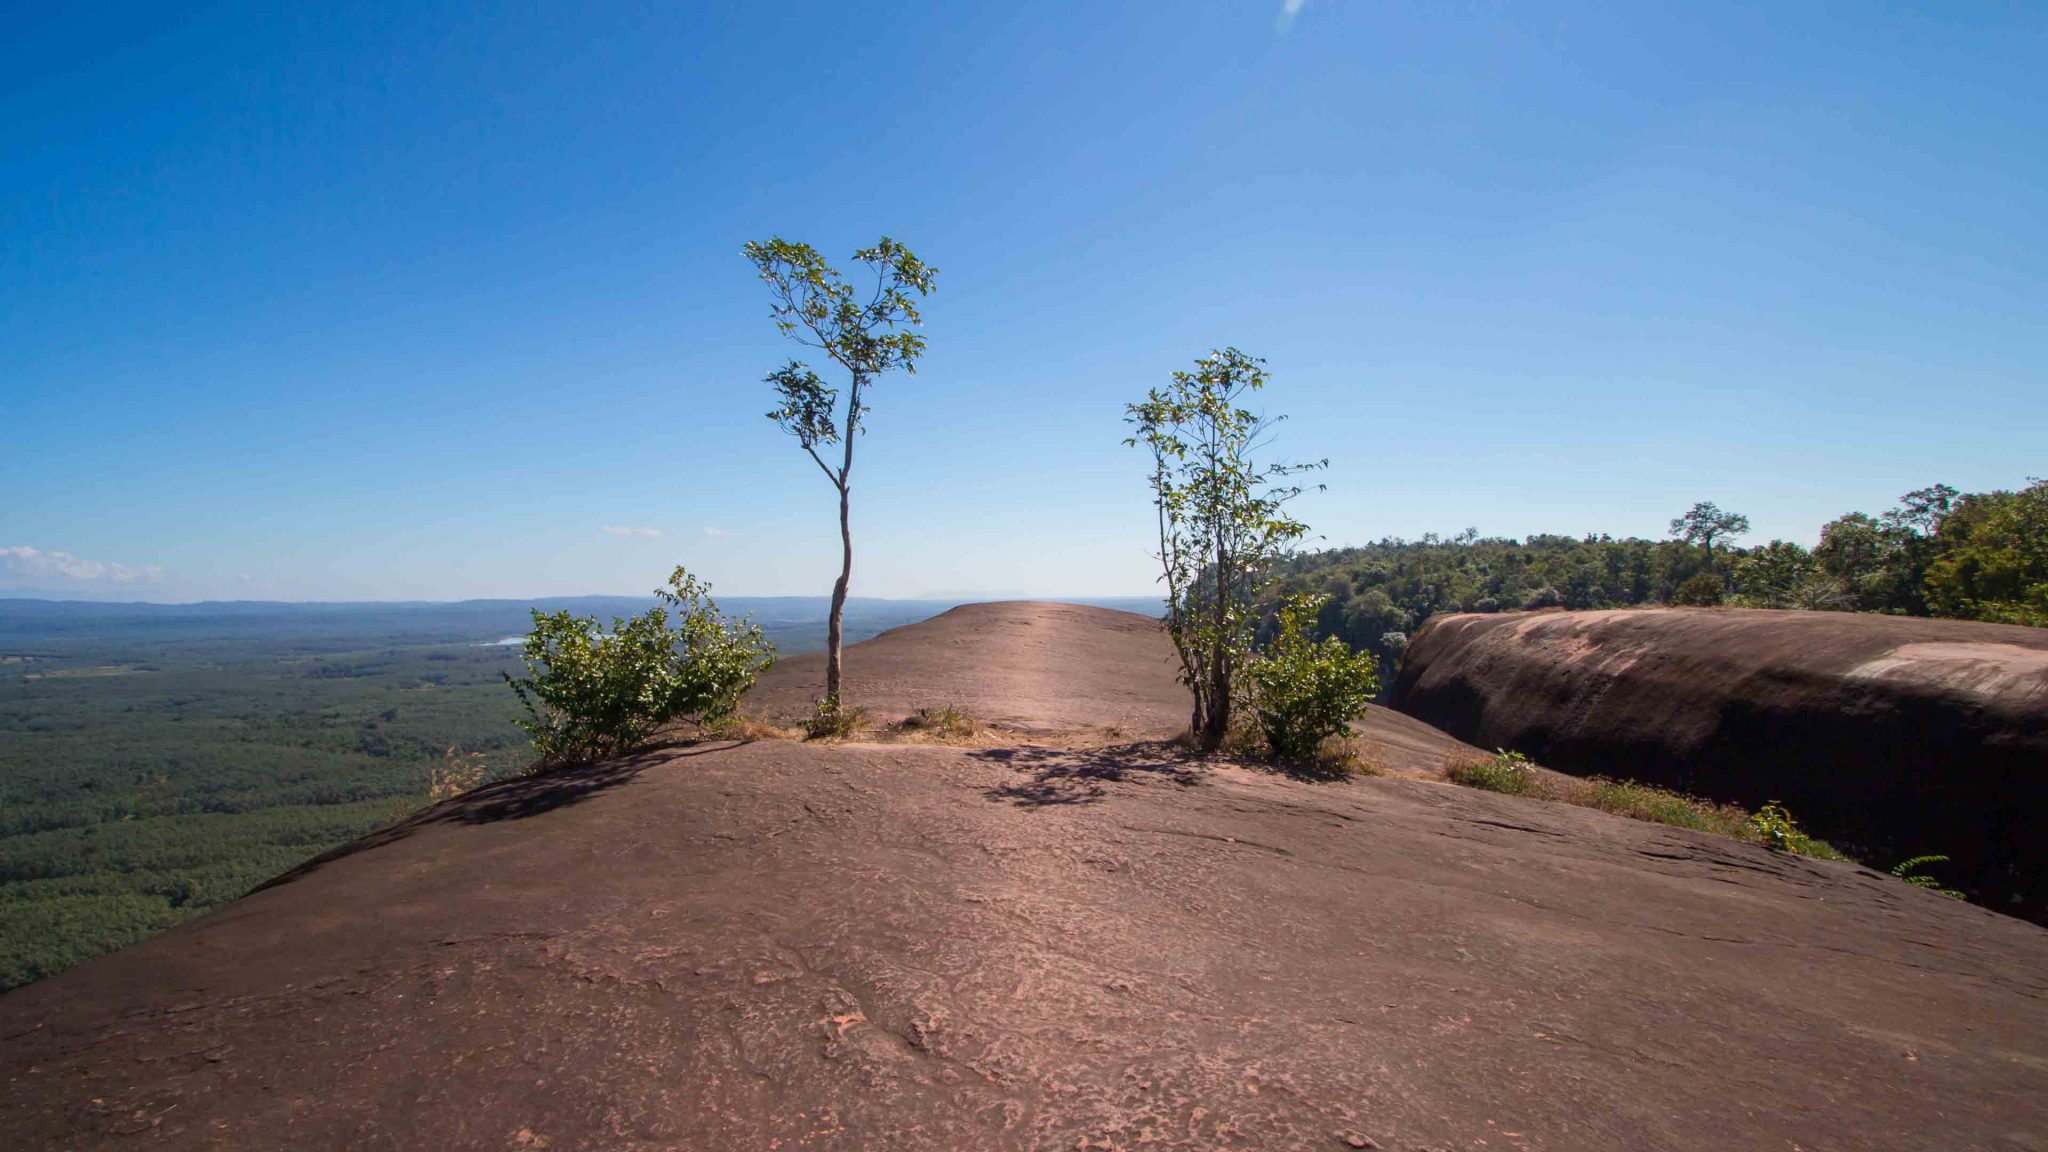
[745, 600, 1192, 736]
[3, 603, 2043, 1150]
[747, 599, 1476, 769]
[1389, 607, 2048, 917]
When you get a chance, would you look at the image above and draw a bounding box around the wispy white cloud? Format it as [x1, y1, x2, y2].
[1276, 0, 1308, 34]
[0, 545, 163, 585]
[702, 526, 727, 538]
[600, 525, 663, 538]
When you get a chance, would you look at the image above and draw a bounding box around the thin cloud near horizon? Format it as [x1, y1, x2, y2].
[0, 545, 162, 585]
[599, 525, 663, 538]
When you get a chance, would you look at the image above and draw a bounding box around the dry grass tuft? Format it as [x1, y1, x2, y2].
[891, 704, 985, 743]
[1560, 776, 1751, 837]
[799, 701, 869, 741]
[1292, 734, 1384, 780]
[1442, 749, 1542, 796]
[427, 747, 490, 804]
[1437, 750, 1855, 862]
[1174, 718, 1380, 781]
[702, 703, 993, 747]
[1217, 714, 1270, 759]
[701, 712, 800, 743]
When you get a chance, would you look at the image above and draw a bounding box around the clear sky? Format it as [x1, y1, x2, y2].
[4, 2, 2043, 602]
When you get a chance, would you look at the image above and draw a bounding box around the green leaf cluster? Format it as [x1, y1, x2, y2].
[1741, 801, 1842, 858]
[1923, 478, 2048, 626]
[1811, 484, 1958, 614]
[744, 235, 935, 466]
[505, 567, 773, 766]
[1670, 572, 1726, 607]
[1727, 540, 1849, 610]
[1890, 854, 1966, 900]
[1245, 594, 1379, 763]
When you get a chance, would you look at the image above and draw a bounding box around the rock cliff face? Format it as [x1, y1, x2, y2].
[1390, 606, 2048, 916]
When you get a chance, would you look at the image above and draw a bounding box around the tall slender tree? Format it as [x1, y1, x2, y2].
[1126, 348, 1324, 751]
[744, 236, 936, 709]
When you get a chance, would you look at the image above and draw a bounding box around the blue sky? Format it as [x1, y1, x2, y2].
[4, 2, 2043, 601]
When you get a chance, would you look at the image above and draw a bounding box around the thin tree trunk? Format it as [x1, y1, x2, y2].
[827, 482, 850, 704]
[1202, 529, 1230, 751]
[824, 372, 863, 710]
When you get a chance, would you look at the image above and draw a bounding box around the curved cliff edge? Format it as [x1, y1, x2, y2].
[1390, 606, 2048, 916]
[2, 603, 2042, 1149]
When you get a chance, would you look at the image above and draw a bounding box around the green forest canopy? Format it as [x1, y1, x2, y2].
[1270, 479, 2048, 672]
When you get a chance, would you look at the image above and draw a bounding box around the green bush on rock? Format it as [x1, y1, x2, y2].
[1246, 594, 1380, 764]
[505, 567, 773, 767]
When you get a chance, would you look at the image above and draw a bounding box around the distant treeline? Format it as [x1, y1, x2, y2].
[1268, 479, 2047, 673]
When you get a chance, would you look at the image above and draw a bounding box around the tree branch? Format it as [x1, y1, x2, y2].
[803, 443, 840, 487]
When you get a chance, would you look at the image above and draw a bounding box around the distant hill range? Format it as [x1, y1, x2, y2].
[0, 595, 1162, 651]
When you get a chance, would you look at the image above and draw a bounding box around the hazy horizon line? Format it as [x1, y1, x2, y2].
[0, 591, 1166, 609]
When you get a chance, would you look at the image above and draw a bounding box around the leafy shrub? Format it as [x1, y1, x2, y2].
[1245, 595, 1380, 763]
[1520, 585, 1562, 610]
[1445, 749, 1541, 796]
[1741, 801, 1847, 859]
[1891, 854, 1965, 900]
[505, 567, 772, 766]
[799, 698, 867, 741]
[1744, 801, 1798, 849]
[1670, 573, 1725, 607]
[1199, 708, 1365, 780]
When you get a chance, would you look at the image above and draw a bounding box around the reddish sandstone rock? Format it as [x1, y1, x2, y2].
[3, 604, 2041, 1149]
[1391, 606, 2048, 916]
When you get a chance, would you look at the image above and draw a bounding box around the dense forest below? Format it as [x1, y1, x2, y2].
[0, 596, 976, 990]
[0, 637, 525, 989]
[1273, 479, 2047, 675]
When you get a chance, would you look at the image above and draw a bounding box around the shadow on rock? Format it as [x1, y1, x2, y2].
[255, 740, 726, 892]
[976, 741, 1204, 808]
